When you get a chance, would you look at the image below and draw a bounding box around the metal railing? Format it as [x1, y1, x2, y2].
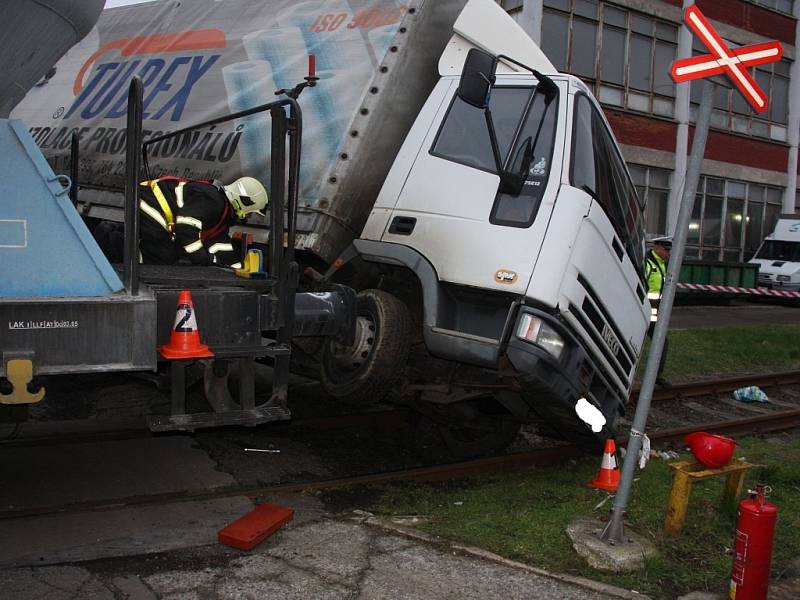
[69, 131, 79, 207]
[134, 76, 302, 395]
[123, 77, 143, 295]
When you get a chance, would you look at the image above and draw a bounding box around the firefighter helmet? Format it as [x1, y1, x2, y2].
[684, 432, 735, 468]
[224, 177, 268, 217]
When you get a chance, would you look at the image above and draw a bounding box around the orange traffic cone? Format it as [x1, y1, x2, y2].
[160, 290, 214, 360]
[588, 439, 620, 492]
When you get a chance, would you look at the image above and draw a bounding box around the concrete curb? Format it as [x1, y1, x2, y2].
[355, 513, 651, 600]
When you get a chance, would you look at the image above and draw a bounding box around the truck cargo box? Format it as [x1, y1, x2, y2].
[12, 0, 469, 263]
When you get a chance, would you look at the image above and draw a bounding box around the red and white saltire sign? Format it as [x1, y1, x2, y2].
[670, 5, 783, 113]
[677, 282, 800, 299]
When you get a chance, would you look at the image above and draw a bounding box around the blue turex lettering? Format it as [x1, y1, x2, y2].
[64, 55, 220, 122]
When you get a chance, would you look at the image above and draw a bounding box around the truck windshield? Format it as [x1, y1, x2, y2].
[756, 240, 800, 262]
[431, 85, 557, 227]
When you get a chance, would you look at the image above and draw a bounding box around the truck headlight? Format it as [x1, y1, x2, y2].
[777, 275, 791, 282]
[516, 313, 565, 360]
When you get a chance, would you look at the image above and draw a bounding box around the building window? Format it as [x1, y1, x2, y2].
[629, 164, 671, 237]
[690, 35, 791, 142]
[747, 0, 794, 16]
[541, 0, 677, 118]
[686, 176, 784, 261]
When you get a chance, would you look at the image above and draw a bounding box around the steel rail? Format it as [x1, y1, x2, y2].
[644, 409, 800, 444]
[0, 409, 409, 448]
[629, 369, 800, 403]
[3, 406, 799, 522]
[4, 369, 800, 447]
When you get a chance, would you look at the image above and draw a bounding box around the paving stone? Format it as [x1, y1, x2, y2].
[75, 577, 116, 600]
[0, 497, 254, 568]
[215, 576, 351, 600]
[111, 575, 158, 600]
[0, 566, 116, 600]
[161, 592, 202, 600]
[362, 543, 615, 599]
[228, 554, 286, 580]
[36, 565, 92, 592]
[372, 533, 416, 554]
[0, 568, 75, 600]
[262, 519, 371, 582]
[144, 569, 219, 595]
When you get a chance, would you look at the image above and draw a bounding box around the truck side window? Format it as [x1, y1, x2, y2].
[431, 87, 531, 174]
[432, 86, 558, 228]
[571, 94, 644, 269]
[490, 92, 558, 227]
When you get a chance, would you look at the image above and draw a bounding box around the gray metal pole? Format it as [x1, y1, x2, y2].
[600, 78, 714, 544]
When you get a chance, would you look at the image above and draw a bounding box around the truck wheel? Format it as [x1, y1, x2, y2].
[426, 395, 522, 459]
[320, 289, 412, 406]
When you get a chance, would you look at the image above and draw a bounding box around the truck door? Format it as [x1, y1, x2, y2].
[553, 91, 649, 392]
[381, 79, 563, 295]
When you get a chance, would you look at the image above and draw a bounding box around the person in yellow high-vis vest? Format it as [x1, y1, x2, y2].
[138, 176, 267, 268]
[645, 236, 671, 387]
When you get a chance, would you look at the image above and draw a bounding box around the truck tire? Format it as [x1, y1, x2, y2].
[320, 289, 412, 406]
[432, 395, 522, 459]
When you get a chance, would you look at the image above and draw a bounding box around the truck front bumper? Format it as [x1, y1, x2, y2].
[505, 308, 625, 449]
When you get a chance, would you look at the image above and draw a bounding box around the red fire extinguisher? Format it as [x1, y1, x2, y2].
[729, 483, 778, 600]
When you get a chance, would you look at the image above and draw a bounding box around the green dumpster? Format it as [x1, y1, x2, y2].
[677, 259, 760, 301]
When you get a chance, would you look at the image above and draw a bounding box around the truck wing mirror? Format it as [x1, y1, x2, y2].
[457, 48, 498, 109]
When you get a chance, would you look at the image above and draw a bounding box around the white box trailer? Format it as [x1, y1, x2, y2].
[749, 215, 800, 291]
[12, 0, 651, 453]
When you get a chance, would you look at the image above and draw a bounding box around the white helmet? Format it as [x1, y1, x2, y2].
[224, 176, 268, 217]
[651, 235, 673, 248]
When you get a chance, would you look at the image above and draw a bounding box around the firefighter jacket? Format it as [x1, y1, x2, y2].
[139, 178, 242, 268]
[644, 249, 667, 322]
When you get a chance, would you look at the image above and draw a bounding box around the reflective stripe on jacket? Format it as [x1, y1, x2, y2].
[645, 250, 666, 322]
[138, 178, 240, 266]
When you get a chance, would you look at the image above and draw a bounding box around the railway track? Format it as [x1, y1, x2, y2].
[2, 371, 799, 523]
[5, 369, 799, 448]
[630, 369, 800, 402]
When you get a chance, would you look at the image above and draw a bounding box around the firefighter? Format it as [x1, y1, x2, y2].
[138, 176, 267, 268]
[645, 236, 671, 386]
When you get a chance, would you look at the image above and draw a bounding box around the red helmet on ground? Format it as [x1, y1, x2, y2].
[684, 432, 736, 468]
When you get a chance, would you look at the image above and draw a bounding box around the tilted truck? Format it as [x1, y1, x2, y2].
[10, 0, 652, 453]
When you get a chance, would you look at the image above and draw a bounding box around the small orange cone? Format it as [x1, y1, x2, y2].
[588, 439, 620, 492]
[160, 290, 214, 360]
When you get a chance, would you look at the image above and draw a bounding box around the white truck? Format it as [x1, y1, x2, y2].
[749, 216, 800, 291]
[12, 0, 651, 453]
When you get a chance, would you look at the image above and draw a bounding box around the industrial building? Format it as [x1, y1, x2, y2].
[504, 0, 799, 261]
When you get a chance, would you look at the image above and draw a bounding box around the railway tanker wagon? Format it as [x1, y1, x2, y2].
[12, 0, 650, 453]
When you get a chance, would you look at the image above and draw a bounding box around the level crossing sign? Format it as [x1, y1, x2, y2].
[670, 5, 783, 113]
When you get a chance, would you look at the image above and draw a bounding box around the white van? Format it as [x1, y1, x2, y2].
[749, 216, 800, 291]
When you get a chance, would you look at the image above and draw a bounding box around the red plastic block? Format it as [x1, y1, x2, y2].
[218, 503, 294, 551]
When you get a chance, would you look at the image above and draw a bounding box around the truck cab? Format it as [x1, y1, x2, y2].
[334, 36, 650, 450]
[749, 216, 800, 291]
